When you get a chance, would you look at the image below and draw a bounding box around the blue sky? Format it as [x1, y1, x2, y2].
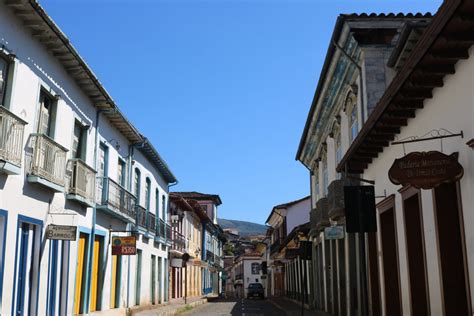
[41, 0, 441, 225]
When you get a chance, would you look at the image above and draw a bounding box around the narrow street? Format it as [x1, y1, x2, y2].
[182, 298, 285, 316]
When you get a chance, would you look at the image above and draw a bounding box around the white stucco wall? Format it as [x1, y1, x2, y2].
[286, 198, 311, 234]
[362, 48, 474, 316]
[0, 2, 172, 315]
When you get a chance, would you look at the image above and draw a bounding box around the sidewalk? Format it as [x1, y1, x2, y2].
[268, 296, 331, 316]
[132, 296, 208, 316]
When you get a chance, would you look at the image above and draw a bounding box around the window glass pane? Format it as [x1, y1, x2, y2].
[0, 58, 8, 104]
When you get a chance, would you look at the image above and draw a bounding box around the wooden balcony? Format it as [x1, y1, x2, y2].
[96, 177, 136, 223]
[0, 106, 27, 175]
[27, 133, 68, 192]
[170, 230, 186, 253]
[66, 158, 96, 207]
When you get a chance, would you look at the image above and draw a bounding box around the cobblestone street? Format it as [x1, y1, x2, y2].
[182, 298, 285, 316]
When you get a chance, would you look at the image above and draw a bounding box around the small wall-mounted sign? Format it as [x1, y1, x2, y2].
[112, 236, 137, 255]
[46, 224, 77, 241]
[171, 258, 183, 268]
[389, 151, 464, 189]
[324, 226, 345, 240]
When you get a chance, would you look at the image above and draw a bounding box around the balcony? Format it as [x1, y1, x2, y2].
[156, 218, 172, 244]
[27, 133, 68, 192]
[328, 179, 345, 220]
[309, 197, 330, 236]
[66, 159, 96, 207]
[0, 106, 27, 175]
[206, 250, 215, 263]
[270, 238, 282, 255]
[96, 177, 136, 223]
[136, 205, 147, 230]
[170, 230, 186, 253]
[148, 213, 156, 233]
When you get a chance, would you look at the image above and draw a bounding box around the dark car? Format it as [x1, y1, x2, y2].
[247, 283, 264, 299]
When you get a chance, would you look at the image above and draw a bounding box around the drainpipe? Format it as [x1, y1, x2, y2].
[125, 140, 146, 308]
[85, 107, 116, 312]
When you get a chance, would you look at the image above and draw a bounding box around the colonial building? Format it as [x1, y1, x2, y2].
[171, 192, 226, 296]
[265, 196, 311, 301]
[0, 0, 177, 315]
[232, 251, 265, 299]
[296, 10, 434, 316]
[337, 1, 474, 315]
[168, 193, 206, 301]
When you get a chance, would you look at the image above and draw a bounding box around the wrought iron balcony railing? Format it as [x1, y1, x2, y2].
[270, 238, 282, 255]
[28, 133, 68, 187]
[136, 205, 147, 229]
[96, 177, 136, 222]
[206, 250, 215, 263]
[148, 213, 156, 233]
[67, 158, 96, 205]
[0, 106, 27, 168]
[171, 230, 186, 252]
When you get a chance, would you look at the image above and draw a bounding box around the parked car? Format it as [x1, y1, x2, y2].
[247, 283, 264, 299]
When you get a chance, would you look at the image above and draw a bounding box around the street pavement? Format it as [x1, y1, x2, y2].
[182, 298, 286, 316]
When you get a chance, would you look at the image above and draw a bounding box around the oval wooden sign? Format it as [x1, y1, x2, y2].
[388, 151, 463, 189]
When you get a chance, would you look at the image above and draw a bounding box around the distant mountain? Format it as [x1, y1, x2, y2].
[218, 218, 267, 237]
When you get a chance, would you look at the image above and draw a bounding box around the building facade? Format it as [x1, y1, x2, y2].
[296, 10, 434, 316]
[171, 192, 225, 297]
[265, 197, 311, 302]
[337, 1, 474, 315]
[0, 1, 176, 315]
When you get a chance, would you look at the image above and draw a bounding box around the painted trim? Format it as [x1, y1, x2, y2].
[11, 214, 43, 316]
[0, 209, 8, 312]
[72, 227, 91, 315]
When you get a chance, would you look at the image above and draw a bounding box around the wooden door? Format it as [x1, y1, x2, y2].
[90, 236, 103, 312]
[74, 233, 88, 315]
[434, 182, 470, 315]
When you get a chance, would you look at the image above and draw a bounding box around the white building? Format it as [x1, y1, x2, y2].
[265, 196, 311, 301]
[0, 0, 177, 315]
[296, 10, 435, 316]
[338, 1, 474, 315]
[233, 252, 265, 298]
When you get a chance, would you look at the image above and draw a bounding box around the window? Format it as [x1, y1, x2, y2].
[38, 91, 56, 137]
[155, 189, 159, 217]
[322, 153, 328, 197]
[251, 263, 260, 274]
[0, 56, 10, 105]
[346, 91, 358, 142]
[117, 159, 126, 187]
[333, 122, 342, 180]
[71, 120, 87, 159]
[161, 195, 166, 220]
[145, 178, 151, 211]
[134, 168, 141, 204]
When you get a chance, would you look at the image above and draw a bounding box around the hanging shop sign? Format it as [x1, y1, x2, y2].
[112, 236, 137, 255]
[46, 224, 77, 241]
[324, 225, 345, 240]
[388, 151, 464, 189]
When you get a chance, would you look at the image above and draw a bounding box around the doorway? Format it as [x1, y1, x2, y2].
[402, 189, 429, 316]
[378, 198, 401, 316]
[74, 232, 89, 315]
[434, 182, 470, 315]
[14, 220, 41, 316]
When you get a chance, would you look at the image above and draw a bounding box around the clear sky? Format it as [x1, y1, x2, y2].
[41, 0, 441, 225]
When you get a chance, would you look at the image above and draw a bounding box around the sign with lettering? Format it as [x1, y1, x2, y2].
[112, 236, 137, 255]
[324, 226, 345, 240]
[388, 151, 463, 189]
[46, 225, 77, 241]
